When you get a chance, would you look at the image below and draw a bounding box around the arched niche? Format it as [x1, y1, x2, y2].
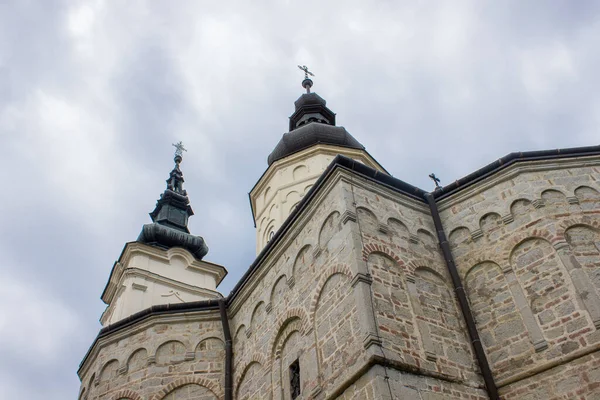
[127, 348, 148, 373]
[449, 227, 471, 258]
[356, 207, 379, 234]
[156, 340, 186, 365]
[236, 362, 269, 400]
[575, 185, 600, 211]
[99, 359, 119, 382]
[541, 189, 568, 209]
[387, 218, 409, 241]
[293, 165, 308, 180]
[162, 383, 217, 400]
[194, 338, 224, 373]
[464, 262, 529, 370]
[250, 302, 268, 334]
[565, 225, 600, 293]
[270, 275, 288, 309]
[479, 212, 502, 238]
[318, 211, 341, 249]
[510, 198, 533, 226]
[510, 238, 583, 340]
[314, 272, 355, 375]
[292, 245, 312, 279]
[366, 253, 417, 358]
[414, 267, 473, 372]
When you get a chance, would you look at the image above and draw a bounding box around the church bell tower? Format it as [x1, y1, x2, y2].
[99, 143, 227, 326]
[249, 67, 387, 253]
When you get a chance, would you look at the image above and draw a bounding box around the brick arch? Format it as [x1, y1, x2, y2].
[308, 264, 353, 324]
[558, 216, 600, 238]
[152, 338, 192, 358]
[459, 255, 504, 280]
[270, 273, 287, 304]
[356, 205, 381, 222]
[194, 336, 224, 352]
[500, 228, 556, 265]
[234, 324, 246, 341]
[405, 258, 446, 278]
[234, 361, 265, 400]
[192, 333, 225, 352]
[111, 389, 143, 400]
[362, 243, 404, 264]
[272, 318, 304, 361]
[414, 265, 451, 286]
[234, 354, 266, 390]
[318, 210, 341, 249]
[151, 376, 221, 400]
[291, 244, 313, 279]
[99, 358, 120, 382]
[268, 308, 310, 363]
[271, 308, 310, 336]
[148, 337, 192, 357]
[464, 260, 503, 285]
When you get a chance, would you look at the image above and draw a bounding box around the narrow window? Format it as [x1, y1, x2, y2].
[289, 359, 300, 399]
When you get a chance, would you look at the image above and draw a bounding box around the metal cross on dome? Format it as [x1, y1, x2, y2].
[172, 141, 187, 157]
[298, 65, 314, 80]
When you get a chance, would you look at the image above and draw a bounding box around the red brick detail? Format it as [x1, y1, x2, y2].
[361, 242, 404, 264]
[558, 216, 600, 237]
[150, 376, 221, 400]
[111, 389, 143, 400]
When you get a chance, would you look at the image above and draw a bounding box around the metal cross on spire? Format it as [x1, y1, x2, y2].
[298, 65, 314, 80]
[172, 141, 187, 158]
[298, 65, 315, 93]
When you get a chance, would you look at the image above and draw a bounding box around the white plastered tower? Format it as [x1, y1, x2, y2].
[249, 75, 387, 253]
[99, 144, 226, 326]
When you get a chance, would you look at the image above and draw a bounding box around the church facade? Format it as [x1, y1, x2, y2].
[78, 76, 600, 400]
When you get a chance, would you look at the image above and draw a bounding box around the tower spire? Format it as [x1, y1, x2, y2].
[297, 65, 314, 93]
[138, 142, 208, 259]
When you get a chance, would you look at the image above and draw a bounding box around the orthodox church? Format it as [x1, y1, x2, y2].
[78, 72, 600, 400]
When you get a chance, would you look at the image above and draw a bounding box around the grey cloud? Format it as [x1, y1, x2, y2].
[1, 1, 599, 398]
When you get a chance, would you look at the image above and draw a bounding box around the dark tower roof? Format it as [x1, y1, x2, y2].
[137, 143, 208, 259]
[267, 76, 365, 165]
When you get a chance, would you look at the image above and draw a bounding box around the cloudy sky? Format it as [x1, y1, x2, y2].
[0, 1, 599, 398]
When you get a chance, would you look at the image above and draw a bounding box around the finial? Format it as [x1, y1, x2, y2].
[297, 65, 314, 93]
[166, 142, 187, 194]
[172, 141, 187, 164]
[429, 173, 442, 190]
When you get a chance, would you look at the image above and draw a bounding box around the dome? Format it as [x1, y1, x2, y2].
[267, 122, 365, 165]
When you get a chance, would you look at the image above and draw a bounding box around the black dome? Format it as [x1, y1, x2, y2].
[267, 122, 365, 165]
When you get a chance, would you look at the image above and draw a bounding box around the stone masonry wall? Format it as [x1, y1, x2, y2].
[349, 180, 486, 394]
[229, 170, 489, 400]
[229, 175, 369, 399]
[438, 158, 600, 398]
[78, 314, 224, 400]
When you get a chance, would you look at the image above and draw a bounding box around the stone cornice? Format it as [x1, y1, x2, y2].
[78, 307, 221, 379]
[436, 155, 600, 212]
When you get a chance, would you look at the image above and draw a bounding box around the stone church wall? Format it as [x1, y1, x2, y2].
[350, 181, 485, 393]
[78, 314, 225, 400]
[229, 175, 368, 399]
[438, 158, 600, 398]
